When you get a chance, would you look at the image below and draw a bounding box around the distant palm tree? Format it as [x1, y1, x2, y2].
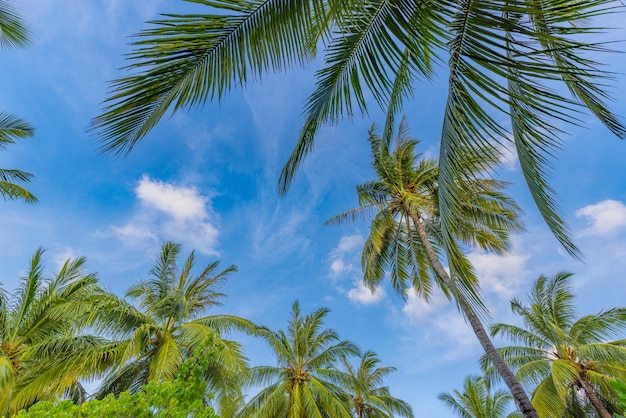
[239, 301, 359, 417]
[0, 2, 36, 203]
[483, 272, 626, 418]
[0, 249, 111, 413]
[439, 375, 523, 418]
[328, 120, 535, 414]
[339, 351, 413, 418]
[95, 242, 254, 417]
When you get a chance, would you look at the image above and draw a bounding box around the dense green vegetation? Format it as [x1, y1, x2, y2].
[15, 348, 219, 418]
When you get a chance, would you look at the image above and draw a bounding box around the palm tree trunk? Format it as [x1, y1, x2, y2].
[411, 214, 539, 418]
[580, 379, 612, 418]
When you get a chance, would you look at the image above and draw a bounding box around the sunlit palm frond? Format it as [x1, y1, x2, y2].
[0, 1, 28, 49]
[91, 0, 331, 155]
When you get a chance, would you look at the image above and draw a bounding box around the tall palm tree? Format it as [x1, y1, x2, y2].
[0, 1, 36, 203]
[95, 241, 253, 417]
[439, 375, 523, 418]
[239, 301, 359, 417]
[0, 249, 113, 413]
[339, 350, 413, 418]
[90, 0, 624, 261]
[327, 120, 535, 415]
[482, 272, 626, 418]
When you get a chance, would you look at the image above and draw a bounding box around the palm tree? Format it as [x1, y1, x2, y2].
[0, 2, 36, 203]
[0, 249, 113, 413]
[239, 301, 359, 417]
[482, 272, 626, 418]
[339, 350, 413, 418]
[95, 241, 253, 417]
[439, 375, 523, 418]
[90, 0, 624, 262]
[326, 120, 535, 415]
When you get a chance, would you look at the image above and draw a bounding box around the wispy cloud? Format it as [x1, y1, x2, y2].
[327, 234, 386, 305]
[348, 281, 386, 305]
[467, 239, 530, 300]
[402, 287, 449, 322]
[328, 234, 363, 278]
[575, 199, 626, 237]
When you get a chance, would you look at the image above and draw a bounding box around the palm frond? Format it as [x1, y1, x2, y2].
[0, 2, 28, 49]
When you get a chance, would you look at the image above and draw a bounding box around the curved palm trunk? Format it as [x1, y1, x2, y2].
[579, 379, 612, 418]
[411, 214, 538, 417]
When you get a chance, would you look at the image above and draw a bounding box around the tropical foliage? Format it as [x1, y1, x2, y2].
[0, 1, 36, 203]
[0, 250, 112, 414]
[483, 272, 626, 418]
[239, 301, 359, 417]
[327, 120, 535, 415]
[90, 0, 625, 263]
[339, 350, 413, 418]
[439, 375, 522, 418]
[16, 349, 219, 418]
[94, 241, 253, 417]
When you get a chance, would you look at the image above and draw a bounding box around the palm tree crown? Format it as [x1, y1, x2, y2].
[239, 300, 360, 417]
[328, 120, 523, 307]
[0, 250, 109, 413]
[340, 350, 414, 418]
[439, 375, 523, 418]
[483, 272, 626, 418]
[96, 241, 253, 417]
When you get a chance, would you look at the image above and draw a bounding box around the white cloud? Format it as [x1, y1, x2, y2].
[334, 234, 364, 254]
[51, 247, 80, 272]
[403, 287, 449, 322]
[107, 176, 220, 255]
[576, 199, 626, 236]
[348, 281, 386, 305]
[328, 234, 363, 278]
[499, 142, 519, 171]
[467, 247, 529, 300]
[136, 175, 209, 221]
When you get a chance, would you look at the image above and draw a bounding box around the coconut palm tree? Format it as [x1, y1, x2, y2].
[0, 2, 36, 203]
[0, 249, 114, 413]
[439, 375, 523, 418]
[238, 301, 359, 417]
[94, 241, 253, 417]
[339, 350, 413, 418]
[90, 0, 624, 264]
[327, 120, 535, 414]
[482, 272, 626, 418]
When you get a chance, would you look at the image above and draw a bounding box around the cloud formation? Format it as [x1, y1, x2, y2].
[109, 176, 220, 255]
[402, 288, 449, 322]
[348, 281, 386, 305]
[576, 199, 626, 236]
[328, 234, 364, 278]
[467, 247, 529, 300]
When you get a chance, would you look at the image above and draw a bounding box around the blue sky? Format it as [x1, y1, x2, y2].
[1, 1, 626, 415]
